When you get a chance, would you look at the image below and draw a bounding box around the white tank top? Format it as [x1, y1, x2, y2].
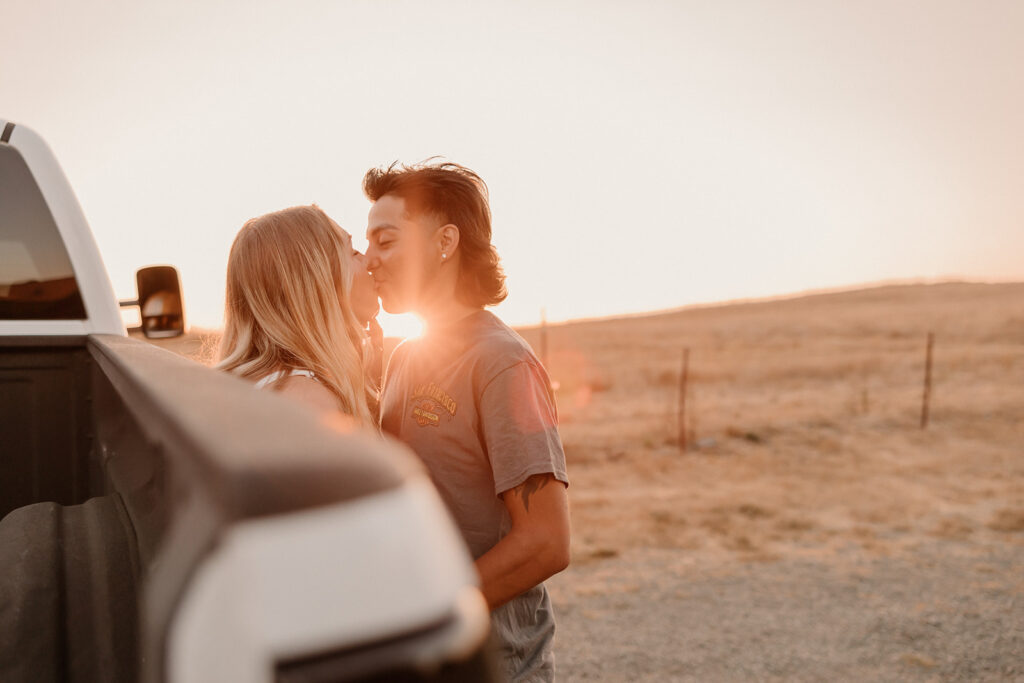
[253, 368, 317, 390]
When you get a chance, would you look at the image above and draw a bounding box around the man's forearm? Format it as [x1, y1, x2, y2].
[475, 529, 568, 610]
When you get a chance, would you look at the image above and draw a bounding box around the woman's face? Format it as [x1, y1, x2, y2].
[336, 225, 379, 325]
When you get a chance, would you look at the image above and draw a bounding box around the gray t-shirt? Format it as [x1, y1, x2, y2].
[381, 310, 569, 683]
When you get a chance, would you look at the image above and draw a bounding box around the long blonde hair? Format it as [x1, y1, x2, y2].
[215, 205, 376, 428]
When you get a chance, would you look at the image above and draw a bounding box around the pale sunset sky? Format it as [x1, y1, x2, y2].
[2, 0, 1022, 336]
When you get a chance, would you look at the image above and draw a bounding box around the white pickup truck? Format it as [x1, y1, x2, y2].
[0, 119, 497, 683]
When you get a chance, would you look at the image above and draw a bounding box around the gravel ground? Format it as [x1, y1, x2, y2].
[547, 539, 1024, 682]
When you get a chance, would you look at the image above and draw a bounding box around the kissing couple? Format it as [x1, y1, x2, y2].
[214, 160, 570, 683]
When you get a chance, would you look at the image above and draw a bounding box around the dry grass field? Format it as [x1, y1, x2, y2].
[515, 282, 1024, 566]
[148, 282, 1024, 681]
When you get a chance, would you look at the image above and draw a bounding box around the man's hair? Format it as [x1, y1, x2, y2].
[362, 160, 508, 307]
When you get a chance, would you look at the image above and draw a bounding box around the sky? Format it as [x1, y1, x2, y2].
[2, 0, 1022, 336]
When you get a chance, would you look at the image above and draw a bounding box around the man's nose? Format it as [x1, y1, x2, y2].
[364, 248, 380, 273]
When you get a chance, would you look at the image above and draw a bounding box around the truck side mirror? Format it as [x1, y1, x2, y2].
[135, 266, 185, 338]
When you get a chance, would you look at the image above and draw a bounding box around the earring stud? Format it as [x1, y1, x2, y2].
[442, 253, 447, 260]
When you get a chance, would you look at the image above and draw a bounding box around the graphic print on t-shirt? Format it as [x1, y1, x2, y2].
[409, 382, 457, 428]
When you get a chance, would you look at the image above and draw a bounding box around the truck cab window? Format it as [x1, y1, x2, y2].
[0, 144, 87, 319]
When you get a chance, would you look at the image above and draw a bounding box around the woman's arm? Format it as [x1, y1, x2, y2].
[474, 473, 570, 610]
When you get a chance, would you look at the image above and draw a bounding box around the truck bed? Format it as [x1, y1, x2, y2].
[1, 336, 99, 519]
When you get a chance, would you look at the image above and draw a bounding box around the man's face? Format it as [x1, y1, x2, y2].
[365, 194, 441, 314]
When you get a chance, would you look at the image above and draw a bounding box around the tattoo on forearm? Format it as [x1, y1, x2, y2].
[514, 475, 550, 512]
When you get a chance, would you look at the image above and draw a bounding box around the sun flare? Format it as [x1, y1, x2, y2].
[377, 311, 424, 341]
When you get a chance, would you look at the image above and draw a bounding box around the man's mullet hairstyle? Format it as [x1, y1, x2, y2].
[363, 159, 508, 308]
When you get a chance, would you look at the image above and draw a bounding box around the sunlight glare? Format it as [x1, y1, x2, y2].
[377, 311, 424, 340]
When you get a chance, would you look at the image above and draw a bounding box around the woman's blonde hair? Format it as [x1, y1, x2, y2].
[215, 205, 376, 428]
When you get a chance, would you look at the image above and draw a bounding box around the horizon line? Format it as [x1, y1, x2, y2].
[180, 276, 1023, 336]
[511, 276, 1024, 331]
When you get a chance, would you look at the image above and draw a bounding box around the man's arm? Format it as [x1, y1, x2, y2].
[474, 473, 570, 610]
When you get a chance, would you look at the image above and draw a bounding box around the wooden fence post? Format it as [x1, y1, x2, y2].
[679, 347, 690, 452]
[920, 332, 934, 429]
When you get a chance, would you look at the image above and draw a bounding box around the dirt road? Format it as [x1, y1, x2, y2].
[549, 538, 1023, 682]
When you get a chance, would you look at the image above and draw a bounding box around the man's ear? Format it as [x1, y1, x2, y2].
[439, 223, 461, 259]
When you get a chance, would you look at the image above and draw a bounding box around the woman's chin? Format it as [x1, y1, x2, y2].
[356, 302, 381, 326]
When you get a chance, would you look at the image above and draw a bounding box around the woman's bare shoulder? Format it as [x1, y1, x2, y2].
[273, 376, 339, 413]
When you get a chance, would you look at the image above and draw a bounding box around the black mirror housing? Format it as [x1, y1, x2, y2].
[135, 266, 186, 338]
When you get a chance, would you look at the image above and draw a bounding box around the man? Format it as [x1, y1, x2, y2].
[363, 161, 570, 682]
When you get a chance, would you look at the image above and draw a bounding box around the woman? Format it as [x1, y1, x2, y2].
[215, 204, 379, 428]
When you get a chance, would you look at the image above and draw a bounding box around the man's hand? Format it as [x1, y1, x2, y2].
[474, 473, 570, 610]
